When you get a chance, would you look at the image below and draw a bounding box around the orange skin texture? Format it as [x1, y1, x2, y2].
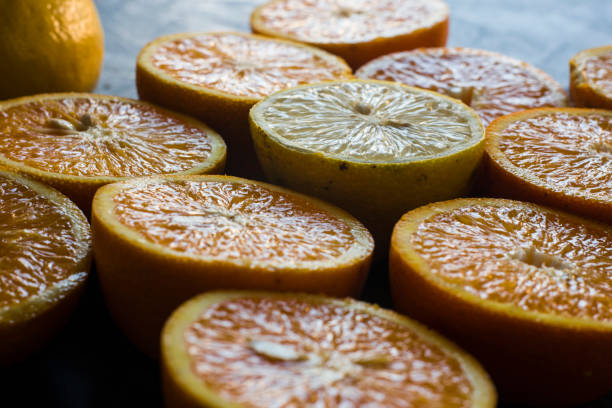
[0, 0, 104, 99]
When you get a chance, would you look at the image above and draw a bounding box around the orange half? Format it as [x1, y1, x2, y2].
[92, 175, 373, 356]
[356, 47, 568, 127]
[390, 198, 612, 405]
[162, 291, 497, 408]
[251, 0, 449, 69]
[0, 170, 91, 364]
[136, 31, 352, 177]
[485, 107, 612, 223]
[570, 45, 612, 109]
[0, 93, 226, 213]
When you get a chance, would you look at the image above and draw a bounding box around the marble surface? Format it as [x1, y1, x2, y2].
[1, 1, 611, 407]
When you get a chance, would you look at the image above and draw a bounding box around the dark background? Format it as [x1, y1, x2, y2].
[1, 0, 611, 407]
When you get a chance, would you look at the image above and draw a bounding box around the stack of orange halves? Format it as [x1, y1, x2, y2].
[1, 0, 611, 407]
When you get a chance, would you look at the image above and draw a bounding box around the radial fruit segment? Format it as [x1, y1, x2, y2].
[0, 170, 91, 364]
[0, 93, 226, 212]
[136, 32, 352, 178]
[148, 32, 352, 99]
[484, 108, 612, 223]
[251, 0, 449, 69]
[390, 198, 612, 405]
[250, 79, 484, 254]
[570, 45, 612, 109]
[113, 180, 356, 262]
[162, 291, 497, 408]
[92, 176, 373, 357]
[356, 47, 568, 127]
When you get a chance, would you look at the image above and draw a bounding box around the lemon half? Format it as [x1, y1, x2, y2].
[250, 80, 484, 252]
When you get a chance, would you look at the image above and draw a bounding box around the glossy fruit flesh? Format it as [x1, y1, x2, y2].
[253, 81, 482, 162]
[410, 203, 612, 321]
[581, 51, 612, 94]
[184, 296, 474, 407]
[494, 110, 612, 201]
[0, 96, 216, 177]
[0, 175, 87, 308]
[356, 48, 567, 126]
[149, 33, 352, 99]
[113, 180, 356, 262]
[253, 0, 448, 44]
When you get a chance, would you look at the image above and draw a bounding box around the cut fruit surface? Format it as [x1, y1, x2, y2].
[250, 79, 484, 254]
[136, 31, 352, 178]
[390, 198, 612, 405]
[162, 291, 497, 408]
[92, 176, 373, 357]
[356, 47, 568, 127]
[0, 93, 225, 213]
[570, 45, 612, 109]
[484, 108, 612, 223]
[251, 0, 449, 69]
[0, 170, 91, 364]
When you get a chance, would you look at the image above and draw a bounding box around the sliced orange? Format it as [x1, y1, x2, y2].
[92, 175, 373, 357]
[250, 79, 484, 255]
[485, 107, 612, 223]
[0, 170, 91, 364]
[390, 198, 612, 405]
[136, 31, 352, 178]
[570, 45, 612, 109]
[162, 291, 497, 408]
[251, 0, 449, 70]
[0, 93, 226, 214]
[356, 47, 568, 127]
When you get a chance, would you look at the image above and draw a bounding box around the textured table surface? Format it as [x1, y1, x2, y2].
[2, 0, 611, 407]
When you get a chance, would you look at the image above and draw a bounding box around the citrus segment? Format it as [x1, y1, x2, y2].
[0, 170, 91, 364]
[113, 180, 355, 262]
[92, 176, 373, 356]
[356, 47, 568, 127]
[256, 81, 479, 162]
[149, 32, 352, 99]
[251, 0, 449, 69]
[0, 93, 226, 212]
[136, 32, 352, 178]
[570, 45, 612, 109]
[390, 198, 612, 404]
[409, 202, 611, 321]
[250, 80, 484, 254]
[484, 108, 612, 223]
[162, 291, 497, 408]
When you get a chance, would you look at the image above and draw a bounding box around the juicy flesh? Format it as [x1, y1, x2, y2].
[257, 81, 480, 162]
[356, 48, 567, 126]
[185, 297, 473, 407]
[255, 0, 447, 43]
[150, 33, 351, 99]
[0, 176, 86, 308]
[410, 203, 612, 321]
[582, 51, 612, 94]
[114, 180, 355, 262]
[0, 97, 214, 177]
[497, 112, 612, 200]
